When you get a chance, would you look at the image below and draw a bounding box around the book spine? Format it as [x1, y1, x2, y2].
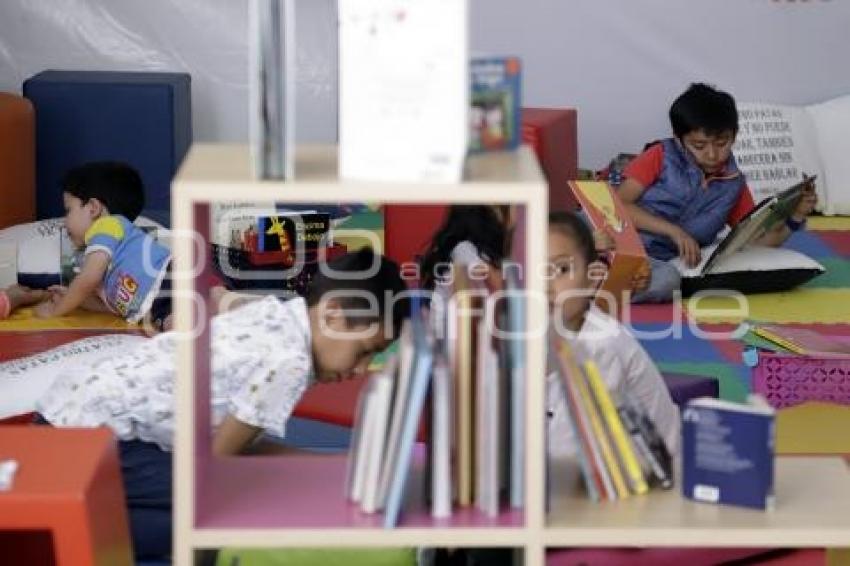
[752, 327, 805, 355]
[548, 341, 600, 502]
[617, 404, 672, 489]
[584, 361, 649, 495]
[554, 342, 612, 500]
[573, 359, 630, 499]
[456, 289, 474, 506]
[622, 394, 673, 489]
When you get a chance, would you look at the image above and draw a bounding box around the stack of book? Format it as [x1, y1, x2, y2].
[742, 323, 850, 359]
[549, 339, 672, 502]
[347, 264, 525, 527]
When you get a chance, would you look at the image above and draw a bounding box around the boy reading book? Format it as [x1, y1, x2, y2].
[619, 83, 818, 303]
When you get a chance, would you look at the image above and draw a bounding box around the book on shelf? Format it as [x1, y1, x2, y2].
[382, 305, 435, 528]
[346, 262, 525, 525]
[549, 337, 673, 502]
[584, 361, 648, 496]
[249, 0, 295, 180]
[338, 0, 469, 183]
[504, 267, 525, 508]
[469, 56, 522, 153]
[257, 212, 331, 252]
[734, 95, 850, 215]
[617, 390, 673, 490]
[682, 395, 775, 510]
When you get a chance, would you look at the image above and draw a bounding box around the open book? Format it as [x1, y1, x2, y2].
[672, 177, 811, 277]
[734, 96, 850, 215]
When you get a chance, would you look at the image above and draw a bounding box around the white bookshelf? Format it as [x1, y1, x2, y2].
[172, 143, 549, 566]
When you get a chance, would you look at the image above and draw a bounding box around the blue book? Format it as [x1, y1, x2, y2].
[505, 268, 525, 508]
[682, 395, 775, 510]
[383, 306, 434, 528]
[469, 56, 522, 152]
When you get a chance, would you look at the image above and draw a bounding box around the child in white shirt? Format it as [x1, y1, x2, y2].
[34, 248, 409, 560]
[546, 211, 680, 458]
[37, 248, 409, 456]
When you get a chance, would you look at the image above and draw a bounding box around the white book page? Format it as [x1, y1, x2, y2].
[430, 357, 452, 518]
[806, 95, 850, 215]
[734, 102, 824, 206]
[339, 0, 469, 183]
[349, 378, 377, 503]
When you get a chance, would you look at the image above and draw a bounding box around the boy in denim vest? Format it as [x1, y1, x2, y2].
[619, 83, 817, 303]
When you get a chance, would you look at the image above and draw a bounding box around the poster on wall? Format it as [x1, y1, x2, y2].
[734, 96, 850, 215]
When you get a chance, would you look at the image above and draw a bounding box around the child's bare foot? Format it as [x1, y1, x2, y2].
[5, 285, 48, 310]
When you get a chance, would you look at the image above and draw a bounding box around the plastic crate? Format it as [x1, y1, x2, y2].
[751, 351, 850, 409]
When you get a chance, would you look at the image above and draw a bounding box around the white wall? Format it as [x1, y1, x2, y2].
[470, 0, 850, 166]
[1, 0, 848, 167]
[0, 0, 337, 143]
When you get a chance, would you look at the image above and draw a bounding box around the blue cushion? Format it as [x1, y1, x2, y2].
[23, 70, 191, 223]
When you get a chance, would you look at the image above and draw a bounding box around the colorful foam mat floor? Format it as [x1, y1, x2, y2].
[629, 224, 850, 454]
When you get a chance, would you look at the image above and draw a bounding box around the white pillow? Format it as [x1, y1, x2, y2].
[0, 216, 170, 286]
[0, 334, 149, 419]
[676, 245, 825, 297]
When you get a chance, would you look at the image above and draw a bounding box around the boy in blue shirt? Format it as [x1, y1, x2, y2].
[619, 83, 817, 302]
[34, 162, 172, 328]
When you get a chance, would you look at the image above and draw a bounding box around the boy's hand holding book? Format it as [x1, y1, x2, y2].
[792, 177, 818, 221]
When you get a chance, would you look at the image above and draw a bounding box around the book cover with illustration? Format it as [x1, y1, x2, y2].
[257, 212, 331, 252]
[469, 56, 522, 152]
[567, 180, 649, 309]
[682, 395, 775, 510]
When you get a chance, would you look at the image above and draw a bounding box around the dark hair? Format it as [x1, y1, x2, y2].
[306, 247, 410, 338]
[62, 162, 145, 221]
[419, 205, 511, 290]
[669, 83, 738, 139]
[548, 211, 596, 267]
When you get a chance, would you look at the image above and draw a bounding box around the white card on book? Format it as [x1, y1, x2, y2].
[339, 0, 469, 183]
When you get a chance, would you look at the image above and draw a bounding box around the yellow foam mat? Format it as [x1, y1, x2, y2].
[777, 402, 850, 455]
[808, 215, 850, 231]
[686, 288, 850, 324]
[0, 306, 136, 332]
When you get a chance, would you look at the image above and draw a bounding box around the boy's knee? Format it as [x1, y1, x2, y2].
[633, 260, 681, 304]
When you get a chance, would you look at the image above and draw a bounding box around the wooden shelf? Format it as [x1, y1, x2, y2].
[196, 453, 523, 530]
[172, 143, 850, 566]
[172, 143, 548, 566]
[546, 456, 850, 547]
